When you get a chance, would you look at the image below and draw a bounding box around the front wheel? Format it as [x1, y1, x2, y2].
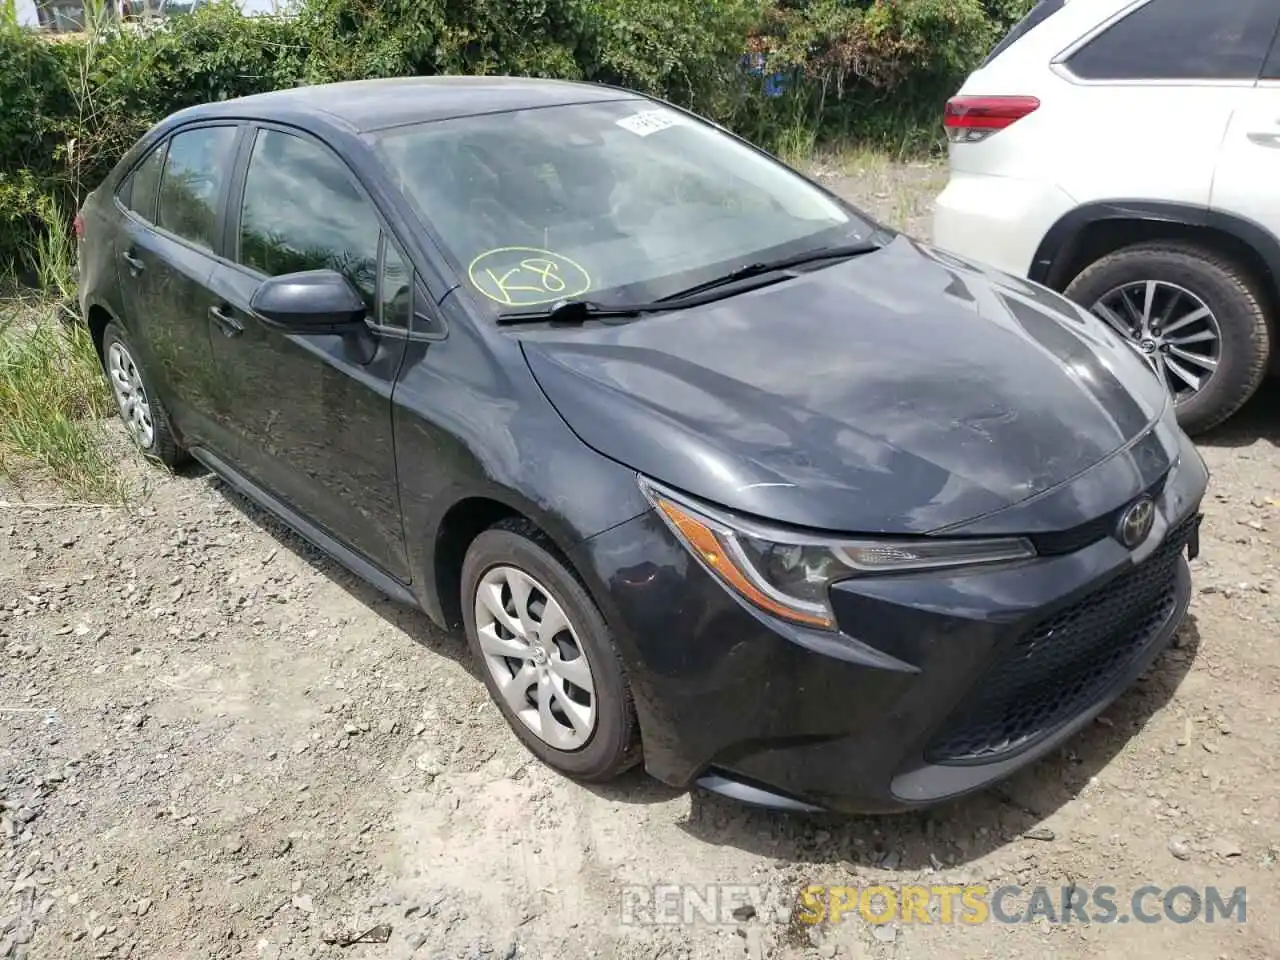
[461, 519, 640, 781]
[1064, 242, 1271, 435]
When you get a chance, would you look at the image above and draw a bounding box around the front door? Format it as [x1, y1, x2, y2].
[113, 123, 241, 447]
[1211, 56, 1280, 265]
[204, 124, 411, 581]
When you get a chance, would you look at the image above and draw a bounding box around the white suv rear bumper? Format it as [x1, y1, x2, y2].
[932, 172, 1078, 280]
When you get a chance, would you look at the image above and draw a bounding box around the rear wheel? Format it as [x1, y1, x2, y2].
[1064, 242, 1271, 435]
[461, 519, 640, 781]
[102, 323, 188, 468]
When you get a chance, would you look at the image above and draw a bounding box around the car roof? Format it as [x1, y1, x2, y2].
[175, 76, 645, 133]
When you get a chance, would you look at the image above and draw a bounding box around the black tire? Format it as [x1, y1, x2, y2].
[101, 323, 188, 468]
[461, 518, 640, 781]
[1064, 241, 1271, 435]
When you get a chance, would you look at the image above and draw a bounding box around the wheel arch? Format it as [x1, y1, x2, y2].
[1030, 202, 1280, 323]
[85, 302, 118, 363]
[426, 489, 600, 633]
[88, 303, 193, 454]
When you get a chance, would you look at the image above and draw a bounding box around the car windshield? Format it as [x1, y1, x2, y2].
[371, 100, 870, 314]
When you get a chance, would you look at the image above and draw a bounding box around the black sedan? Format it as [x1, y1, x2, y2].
[75, 76, 1208, 814]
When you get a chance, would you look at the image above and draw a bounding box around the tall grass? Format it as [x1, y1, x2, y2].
[0, 6, 123, 504]
[0, 298, 118, 501]
[33, 198, 80, 312]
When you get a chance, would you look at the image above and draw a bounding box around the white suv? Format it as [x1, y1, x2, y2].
[933, 0, 1280, 434]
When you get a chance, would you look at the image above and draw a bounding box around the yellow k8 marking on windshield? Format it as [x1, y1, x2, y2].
[468, 246, 592, 306]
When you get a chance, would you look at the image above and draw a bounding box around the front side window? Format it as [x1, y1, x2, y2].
[372, 100, 867, 315]
[237, 129, 381, 308]
[121, 142, 167, 223]
[156, 125, 239, 250]
[1066, 0, 1279, 82]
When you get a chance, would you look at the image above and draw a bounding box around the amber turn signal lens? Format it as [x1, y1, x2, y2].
[654, 497, 834, 629]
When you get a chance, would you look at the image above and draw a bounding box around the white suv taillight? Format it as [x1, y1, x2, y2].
[944, 96, 1040, 143]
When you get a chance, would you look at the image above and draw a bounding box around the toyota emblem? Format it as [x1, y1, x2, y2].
[1117, 496, 1156, 549]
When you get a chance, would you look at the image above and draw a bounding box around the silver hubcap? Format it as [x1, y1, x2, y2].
[473, 566, 597, 750]
[1091, 280, 1221, 402]
[106, 342, 155, 448]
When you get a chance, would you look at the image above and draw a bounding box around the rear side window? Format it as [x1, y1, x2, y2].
[237, 129, 382, 309]
[1066, 0, 1280, 82]
[1265, 28, 1280, 79]
[121, 143, 167, 222]
[156, 126, 239, 251]
[983, 0, 1065, 67]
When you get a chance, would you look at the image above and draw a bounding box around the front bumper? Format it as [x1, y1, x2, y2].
[571, 433, 1207, 815]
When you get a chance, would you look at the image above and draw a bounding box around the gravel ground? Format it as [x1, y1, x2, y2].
[2, 161, 1279, 960]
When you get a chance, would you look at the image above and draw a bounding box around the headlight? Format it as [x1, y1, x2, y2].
[639, 477, 1035, 630]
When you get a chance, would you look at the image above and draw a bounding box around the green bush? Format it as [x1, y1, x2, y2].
[0, 24, 75, 271]
[733, 0, 998, 155]
[984, 0, 1039, 31]
[583, 0, 761, 112]
[0, 0, 1022, 280]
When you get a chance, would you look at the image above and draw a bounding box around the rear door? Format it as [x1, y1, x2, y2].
[1210, 25, 1280, 249]
[114, 123, 242, 446]
[203, 124, 411, 580]
[1045, 0, 1277, 208]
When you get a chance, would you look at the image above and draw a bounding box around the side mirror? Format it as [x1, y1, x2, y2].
[250, 270, 367, 332]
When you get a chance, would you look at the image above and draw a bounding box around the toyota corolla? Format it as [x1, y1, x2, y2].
[75, 76, 1207, 813]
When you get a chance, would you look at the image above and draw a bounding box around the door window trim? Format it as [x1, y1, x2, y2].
[225, 121, 448, 342]
[113, 121, 246, 258]
[368, 231, 412, 336]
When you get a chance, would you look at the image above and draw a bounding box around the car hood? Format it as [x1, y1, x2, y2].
[518, 236, 1170, 534]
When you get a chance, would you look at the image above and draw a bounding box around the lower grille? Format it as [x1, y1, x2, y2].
[925, 513, 1197, 765]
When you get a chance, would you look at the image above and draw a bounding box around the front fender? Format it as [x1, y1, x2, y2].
[391, 305, 649, 627]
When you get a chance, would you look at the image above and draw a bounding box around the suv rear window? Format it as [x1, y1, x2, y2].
[982, 0, 1065, 67]
[1065, 0, 1280, 82]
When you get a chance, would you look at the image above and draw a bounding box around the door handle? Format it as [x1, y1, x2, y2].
[120, 251, 145, 273]
[209, 306, 245, 338]
[1247, 131, 1280, 148]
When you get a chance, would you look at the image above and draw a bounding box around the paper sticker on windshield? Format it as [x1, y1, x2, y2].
[615, 109, 686, 137]
[468, 247, 592, 307]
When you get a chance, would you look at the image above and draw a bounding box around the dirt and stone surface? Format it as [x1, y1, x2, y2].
[3, 163, 1279, 960]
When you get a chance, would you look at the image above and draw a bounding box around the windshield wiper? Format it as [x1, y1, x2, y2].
[657, 240, 882, 302]
[497, 298, 665, 326]
[496, 272, 790, 326]
[495, 240, 882, 326]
